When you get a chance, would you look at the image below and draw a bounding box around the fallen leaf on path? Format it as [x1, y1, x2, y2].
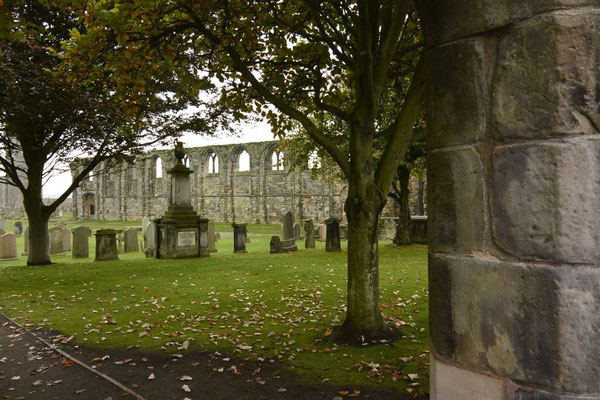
[148, 373, 155, 380]
[62, 360, 75, 368]
[180, 375, 192, 381]
[75, 389, 87, 395]
[182, 384, 191, 392]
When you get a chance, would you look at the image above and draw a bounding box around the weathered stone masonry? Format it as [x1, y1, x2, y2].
[420, 1, 600, 398]
[71, 141, 404, 223]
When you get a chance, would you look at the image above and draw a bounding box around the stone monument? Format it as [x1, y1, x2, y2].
[143, 222, 157, 258]
[304, 220, 315, 249]
[0, 218, 5, 233]
[72, 226, 89, 258]
[156, 142, 210, 259]
[49, 226, 64, 255]
[62, 228, 71, 252]
[13, 221, 22, 237]
[22, 226, 29, 256]
[232, 223, 247, 253]
[0, 234, 17, 260]
[317, 223, 327, 242]
[270, 236, 283, 253]
[208, 222, 217, 252]
[94, 229, 121, 261]
[281, 212, 297, 252]
[325, 217, 341, 252]
[124, 227, 139, 253]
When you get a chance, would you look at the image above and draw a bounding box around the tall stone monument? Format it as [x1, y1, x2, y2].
[420, 2, 600, 398]
[232, 223, 247, 253]
[207, 222, 217, 253]
[156, 142, 210, 259]
[304, 220, 315, 249]
[281, 212, 297, 252]
[325, 217, 341, 252]
[22, 226, 29, 256]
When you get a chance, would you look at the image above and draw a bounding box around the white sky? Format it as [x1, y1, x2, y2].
[42, 120, 275, 198]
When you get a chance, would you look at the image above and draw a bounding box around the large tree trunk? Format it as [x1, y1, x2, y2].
[338, 183, 398, 342]
[22, 175, 52, 265]
[393, 168, 412, 245]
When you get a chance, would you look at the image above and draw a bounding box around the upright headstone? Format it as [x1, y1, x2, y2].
[143, 222, 157, 258]
[117, 233, 124, 253]
[62, 228, 71, 252]
[215, 232, 221, 242]
[244, 225, 250, 243]
[13, 222, 22, 237]
[124, 227, 139, 253]
[293, 223, 301, 240]
[270, 236, 283, 253]
[207, 222, 217, 252]
[281, 212, 297, 252]
[0, 233, 17, 260]
[95, 229, 121, 261]
[339, 224, 348, 241]
[232, 223, 247, 253]
[325, 217, 341, 252]
[0, 218, 5, 233]
[49, 226, 64, 255]
[22, 226, 29, 256]
[304, 220, 315, 249]
[71, 226, 89, 258]
[142, 217, 150, 235]
[318, 223, 327, 242]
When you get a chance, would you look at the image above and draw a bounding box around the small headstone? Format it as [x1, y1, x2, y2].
[293, 223, 301, 240]
[95, 229, 121, 261]
[62, 228, 71, 252]
[49, 226, 64, 255]
[117, 234, 124, 252]
[144, 222, 157, 258]
[232, 223, 247, 253]
[0, 218, 5, 233]
[208, 222, 217, 252]
[72, 226, 89, 258]
[124, 227, 139, 253]
[340, 224, 348, 241]
[325, 217, 341, 252]
[270, 236, 283, 253]
[22, 226, 29, 256]
[0, 233, 17, 260]
[142, 217, 150, 235]
[13, 222, 22, 237]
[215, 232, 221, 242]
[281, 211, 297, 252]
[304, 220, 315, 249]
[318, 223, 327, 242]
[244, 225, 250, 243]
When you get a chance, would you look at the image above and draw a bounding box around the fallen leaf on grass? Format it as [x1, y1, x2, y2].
[62, 360, 75, 368]
[32, 380, 42, 386]
[182, 384, 191, 392]
[75, 389, 87, 395]
[11, 376, 20, 381]
[180, 375, 192, 381]
[277, 388, 287, 392]
[338, 391, 349, 396]
[148, 373, 155, 380]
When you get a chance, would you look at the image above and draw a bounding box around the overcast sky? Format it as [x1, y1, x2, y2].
[42, 120, 275, 198]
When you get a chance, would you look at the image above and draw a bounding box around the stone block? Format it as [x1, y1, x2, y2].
[427, 39, 488, 149]
[427, 147, 485, 254]
[430, 355, 505, 400]
[430, 253, 600, 392]
[418, 0, 595, 45]
[95, 229, 120, 262]
[493, 12, 600, 141]
[0, 234, 17, 260]
[492, 139, 600, 264]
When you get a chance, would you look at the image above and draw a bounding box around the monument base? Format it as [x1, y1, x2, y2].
[156, 207, 209, 259]
[281, 238, 297, 252]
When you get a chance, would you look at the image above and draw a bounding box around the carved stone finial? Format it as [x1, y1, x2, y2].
[174, 141, 185, 165]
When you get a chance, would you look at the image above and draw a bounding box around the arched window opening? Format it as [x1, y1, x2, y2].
[272, 150, 284, 171]
[88, 170, 94, 182]
[155, 157, 163, 178]
[208, 152, 219, 173]
[308, 151, 321, 169]
[238, 150, 250, 171]
[183, 155, 190, 168]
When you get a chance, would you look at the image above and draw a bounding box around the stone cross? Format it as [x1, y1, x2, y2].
[325, 217, 341, 252]
[71, 226, 90, 258]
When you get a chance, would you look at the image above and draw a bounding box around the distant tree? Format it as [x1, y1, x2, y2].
[69, 0, 425, 342]
[0, 0, 228, 265]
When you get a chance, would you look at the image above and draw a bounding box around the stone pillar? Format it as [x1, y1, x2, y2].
[420, 2, 600, 399]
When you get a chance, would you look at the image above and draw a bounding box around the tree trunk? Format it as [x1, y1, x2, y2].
[23, 187, 52, 266]
[393, 168, 412, 245]
[338, 183, 398, 342]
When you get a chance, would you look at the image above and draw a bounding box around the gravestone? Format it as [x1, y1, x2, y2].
[13, 222, 22, 237]
[232, 223, 247, 253]
[0, 219, 5, 233]
[71, 226, 89, 258]
[49, 226, 64, 255]
[0, 234, 17, 260]
[208, 222, 217, 252]
[339, 224, 348, 240]
[318, 223, 327, 242]
[281, 212, 297, 252]
[142, 217, 150, 235]
[117, 234, 124, 253]
[325, 217, 341, 252]
[293, 223, 301, 240]
[62, 228, 71, 252]
[95, 229, 121, 261]
[304, 220, 315, 249]
[124, 227, 139, 253]
[143, 222, 157, 258]
[22, 227, 29, 256]
[270, 236, 283, 253]
[215, 232, 221, 242]
[0, 228, 5, 237]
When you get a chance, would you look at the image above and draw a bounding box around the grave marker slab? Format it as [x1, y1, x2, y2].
[143, 222, 157, 258]
[0, 234, 17, 260]
[95, 229, 121, 261]
[71, 226, 89, 258]
[62, 228, 71, 252]
[208, 222, 217, 252]
[270, 236, 283, 253]
[281, 212, 297, 252]
[124, 227, 139, 253]
[49, 227, 64, 255]
[232, 223, 247, 253]
[22, 227, 29, 256]
[325, 217, 341, 252]
[304, 220, 315, 249]
[13, 222, 22, 237]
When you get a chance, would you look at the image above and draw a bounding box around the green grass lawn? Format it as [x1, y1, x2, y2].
[0, 217, 429, 397]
